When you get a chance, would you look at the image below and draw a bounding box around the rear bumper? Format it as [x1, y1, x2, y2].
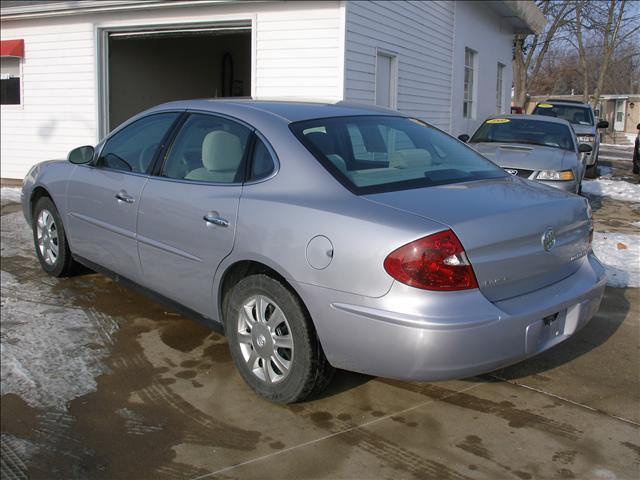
[299, 252, 606, 381]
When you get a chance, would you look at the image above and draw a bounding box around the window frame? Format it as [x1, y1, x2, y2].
[374, 49, 398, 110]
[463, 48, 476, 119]
[0, 56, 23, 109]
[496, 62, 505, 114]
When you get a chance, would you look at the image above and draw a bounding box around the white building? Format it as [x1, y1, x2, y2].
[0, 0, 544, 179]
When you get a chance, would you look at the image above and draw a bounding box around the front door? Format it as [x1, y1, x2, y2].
[614, 99, 626, 131]
[65, 111, 180, 282]
[136, 113, 251, 316]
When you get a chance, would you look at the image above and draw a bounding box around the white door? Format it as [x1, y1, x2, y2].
[375, 52, 396, 108]
[614, 99, 626, 131]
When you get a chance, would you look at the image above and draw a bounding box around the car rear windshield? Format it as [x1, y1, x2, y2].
[290, 116, 505, 194]
[470, 118, 576, 151]
[532, 104, 594, 126]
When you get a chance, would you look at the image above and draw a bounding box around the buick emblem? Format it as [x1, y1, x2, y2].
[505, 168, 518, 176]
[256, 334, 266, 348]
[542, 227, 556, 251]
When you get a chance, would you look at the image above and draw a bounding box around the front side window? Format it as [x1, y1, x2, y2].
[291, 115, 505, 194]
[161, 114, 250, 183]
[463, 48, 476, 119]
[471, 118, 576, 151]
[532, 104, 594, 126]
[1, 57, 21, 105]
[99, 112, 179, 173]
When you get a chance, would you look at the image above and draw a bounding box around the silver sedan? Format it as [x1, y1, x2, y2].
[460, 115, 593, 194]
[21, 100, 606, 403]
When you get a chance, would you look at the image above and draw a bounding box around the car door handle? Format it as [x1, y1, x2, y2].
[203, 214, 229, 227]
[115, 191, 135, 204]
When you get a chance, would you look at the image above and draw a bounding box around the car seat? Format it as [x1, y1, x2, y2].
[185, 130, 243, 182]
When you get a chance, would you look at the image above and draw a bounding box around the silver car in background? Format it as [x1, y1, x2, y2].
[21, 100, 606, 403]
[532, 99, 609, 178]
[460, 115, 592, 194]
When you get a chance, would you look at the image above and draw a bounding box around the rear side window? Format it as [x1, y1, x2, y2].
[291, 116, 505, 194]
[99, 112, 179, 173]
[248, 138, 276, 182]
[161, 114, 251, 183]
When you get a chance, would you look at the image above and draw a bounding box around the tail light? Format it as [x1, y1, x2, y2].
[384, 230, 478, 291]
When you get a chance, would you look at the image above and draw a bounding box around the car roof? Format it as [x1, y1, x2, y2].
[537, 99, 592, 108]
[484, 114, 573, 127]
[147, 98, 401, 123]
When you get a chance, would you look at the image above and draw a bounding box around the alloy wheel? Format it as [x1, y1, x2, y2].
[237, 294, 294, 384]
[36, 209, 59, 266]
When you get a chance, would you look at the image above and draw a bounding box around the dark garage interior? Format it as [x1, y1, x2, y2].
[108, 29, 251, 130]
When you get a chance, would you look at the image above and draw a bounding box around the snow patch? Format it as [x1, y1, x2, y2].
[0, 210, 34, 258]
[1, 212, 118, 411]
[1, 187, 22, 207]
[592, 232, 640, 288]
[582, 178, 640, 203]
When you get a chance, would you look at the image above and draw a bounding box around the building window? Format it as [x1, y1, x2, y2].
[496, 63, 505, 114]
[463, 48, 476, 119]
[1, 57, 21, 105]
[375, 51, 397, 109]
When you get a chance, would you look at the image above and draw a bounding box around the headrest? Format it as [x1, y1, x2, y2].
[202, 130, 243, 171]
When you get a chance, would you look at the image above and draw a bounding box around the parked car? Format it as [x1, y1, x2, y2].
[532, 99, 608, 178]
[459, 115, 592, 194]
[21, 100, 607, 403]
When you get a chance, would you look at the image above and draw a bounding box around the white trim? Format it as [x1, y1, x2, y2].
[337, 0, 347, 101]
[1, 1, 261, 20]
[0, 56, 24, 110]
[95, 18, 253, 137]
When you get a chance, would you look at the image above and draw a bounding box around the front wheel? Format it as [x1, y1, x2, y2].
[584, 163, 598, 179]
[32, 197, 76, 277]
[225, 274, 334, 403]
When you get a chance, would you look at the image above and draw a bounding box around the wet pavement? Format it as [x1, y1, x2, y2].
[1, 145, 639, 479]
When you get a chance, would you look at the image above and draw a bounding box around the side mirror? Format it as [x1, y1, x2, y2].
[597, 120, 609, 129]
[68, 145, 94, 164]
[578, 143, 593, 153]
[458, 134, 470, 143]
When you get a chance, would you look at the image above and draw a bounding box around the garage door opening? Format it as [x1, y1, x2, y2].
[107, 27, 251, 131]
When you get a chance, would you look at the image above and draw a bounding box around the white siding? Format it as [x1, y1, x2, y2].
[343, 0, 455, 131]
[451, 1, 515, 136]
[1, 20, 98, 179]
[1, 1, 343, 179]
[254, 4, 343, 100]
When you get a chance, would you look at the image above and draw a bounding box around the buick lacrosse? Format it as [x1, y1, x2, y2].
[21, 100, 606, 403]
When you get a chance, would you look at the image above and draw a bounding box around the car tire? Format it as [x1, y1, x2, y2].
[225, 274, 334, 403]
[584, 163, 598, 179]
[32, 197, 76, 277]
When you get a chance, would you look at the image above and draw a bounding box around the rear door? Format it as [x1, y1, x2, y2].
[136, 113, 254, 316]
[66, 112, 180, 281]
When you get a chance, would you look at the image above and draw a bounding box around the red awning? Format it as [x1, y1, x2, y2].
[1, 39, 25, 58]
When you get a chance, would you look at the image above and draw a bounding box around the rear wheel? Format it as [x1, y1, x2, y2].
[32, 197, 76, 277]
[225, 274, 334, 403]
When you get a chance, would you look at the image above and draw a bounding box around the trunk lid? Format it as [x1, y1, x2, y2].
[365, 177, 591, 302]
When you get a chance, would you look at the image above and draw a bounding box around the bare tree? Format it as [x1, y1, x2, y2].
[513, 0, 573, 107]
[572, 0, 640, 107]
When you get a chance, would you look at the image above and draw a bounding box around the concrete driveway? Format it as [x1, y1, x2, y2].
[1, 145, 639, 480]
